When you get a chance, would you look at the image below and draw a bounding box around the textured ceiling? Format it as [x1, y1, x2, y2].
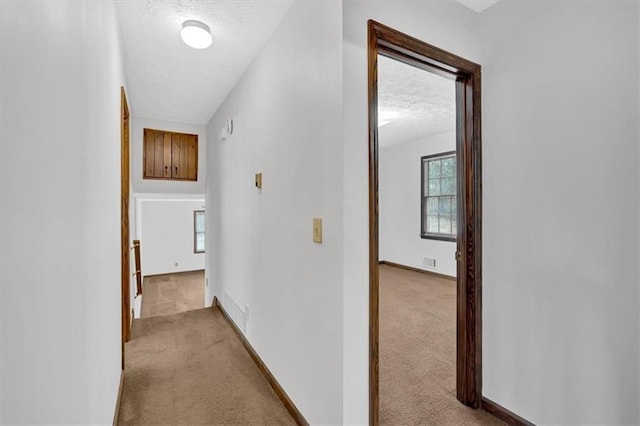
[378, 55, 456, 148]
[115, 0, 294, 125]
[455, 0, 501, 13]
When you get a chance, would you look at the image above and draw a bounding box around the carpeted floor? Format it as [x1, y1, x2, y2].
[120, 265, 499, 425]
[118, 307, 296, 425]
[380, 264, 503, 425]
[141, 270, 205, 318]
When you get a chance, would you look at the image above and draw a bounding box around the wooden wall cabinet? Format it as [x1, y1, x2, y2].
[143, 128, 198, 181]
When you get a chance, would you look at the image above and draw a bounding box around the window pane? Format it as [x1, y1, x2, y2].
[195, 211, 205, 233]
[441, 158, 455, 177]
[439, 215, 451, 234]
[196, 232, 205, 252]
[427, 197, 438, 215]
[423, 163, 430, 196]
[438, 197, 450, 215]
[451, 196, 457, 235]
[428, 216, 439, 233]
[428, 160, 441, 178]
[428, 178, 440, 196]
[441, 178, 455, 196]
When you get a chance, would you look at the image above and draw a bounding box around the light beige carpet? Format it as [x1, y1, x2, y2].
[118, 307, 296, 425]
[380, 264, 503, 425]
[141, 270, 205, 318]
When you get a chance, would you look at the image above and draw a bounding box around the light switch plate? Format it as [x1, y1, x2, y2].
[255, 172, 262, 189]
[313, 218, 323, 243]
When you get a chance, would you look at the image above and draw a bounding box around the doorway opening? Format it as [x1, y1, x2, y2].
[368, 21, 482, 425]
[134, 197, 206, 319]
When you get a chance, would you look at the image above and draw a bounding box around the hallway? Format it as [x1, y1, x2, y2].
[141, 271, 205, 318]
[3, 1, 639, 424]
[118, 308, 295, 425]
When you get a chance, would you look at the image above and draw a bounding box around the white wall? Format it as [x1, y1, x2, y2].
[380, 131, 456, 277]
[136, 196, 205, 276]
[344, 0, 640, 425]
[206, 1, 343, 423]
[479, 2, 639, 424]
[342, 2, 482, 423]
[131, 117, 206, 194]
[1, 1, 128, 423]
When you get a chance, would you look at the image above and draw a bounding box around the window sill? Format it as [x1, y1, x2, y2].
[420, 233, 456, 242]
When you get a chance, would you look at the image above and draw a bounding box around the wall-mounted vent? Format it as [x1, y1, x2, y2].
[223, 291, 246, 332]
[423, 257, 436, 268]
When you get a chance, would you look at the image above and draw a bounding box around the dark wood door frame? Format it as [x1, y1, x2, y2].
[368, 20, 482, 425]
[121, 86, 131, 369]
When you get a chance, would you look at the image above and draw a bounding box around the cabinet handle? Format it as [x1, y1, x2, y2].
[165, 165, 168, 174]
[175, 166, 178, 174]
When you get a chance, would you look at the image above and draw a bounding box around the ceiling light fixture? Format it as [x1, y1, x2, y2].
[181, 20, 212, 49]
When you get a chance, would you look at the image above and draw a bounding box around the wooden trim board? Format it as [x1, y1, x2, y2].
[379, 260, 456, 282]
[368, 20, 483, 424]
[112, 370, 125, 426]
[482, 398, 535, 426]
[213, 297, 309, 426]
[120, 86, 131, 369]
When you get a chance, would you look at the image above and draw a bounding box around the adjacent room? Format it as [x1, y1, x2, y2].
[377, 54, 495, 424]
[129, 118, 208, 320]
[135, 196, 206, 318]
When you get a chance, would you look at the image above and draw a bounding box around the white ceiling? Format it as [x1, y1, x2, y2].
[455, 0, 501, 13]
[378, 55, 456, 148]
[115, 0, 294, 125]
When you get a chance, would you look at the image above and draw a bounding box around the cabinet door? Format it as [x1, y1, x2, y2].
[181, 134, 190, 179]
[163, 133, 172, 178]
[143, 129, 155, 178]
[171, 134, 197, 180]
[153, 132, 165, 178]
[171, 133, 181, 178]
[186, 135, 198, 180]
[144, 129, 172, 178]
[144, 129, 162, 178]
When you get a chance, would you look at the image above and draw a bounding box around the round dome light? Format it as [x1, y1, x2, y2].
[181, 20, 212, 49]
